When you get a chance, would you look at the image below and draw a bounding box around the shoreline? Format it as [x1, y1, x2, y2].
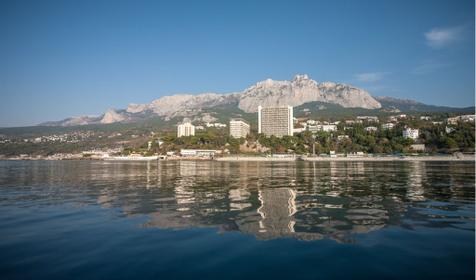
[1, 155, 474, 162]
[300, 156, 474, 162]
[216, 155, 475, 162]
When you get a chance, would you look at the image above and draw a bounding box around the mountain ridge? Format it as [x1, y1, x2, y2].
[39, 74, 473, 127]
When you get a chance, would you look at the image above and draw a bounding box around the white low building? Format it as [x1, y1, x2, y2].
[445, 126, 455, 134]
[403, 128, 419, 140]
[447, 114, 475, 124]
[357, 116, 379, 122]
[410, 144, 425, 151]
[337, 135, 349, 141]
[307, 124, 337, 133]
[206, 122, 227, 128]
[307, 125, 320, 133]
[345, 119, 363, 125]
[365, 126, 378, 132]
[180, 149, 221, 157]
[388, 116, 398, 122]
[321, 124, 337, 132]
[382, 123, 395, 129]
[293, 127, 306, 134]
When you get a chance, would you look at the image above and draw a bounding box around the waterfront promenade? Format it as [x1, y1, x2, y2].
[2, 154, 474, 162]
[216, 154, 475, 162]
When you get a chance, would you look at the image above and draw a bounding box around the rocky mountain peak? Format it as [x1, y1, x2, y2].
[252, 78, 289, 90]
[101, 109, 126, 124]
[41, 74, 385, 126]
[238, 74, 381, 112]
[126, 103, 150, 113]
[292, 74, 309, 81]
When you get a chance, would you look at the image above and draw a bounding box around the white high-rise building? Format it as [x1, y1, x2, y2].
[229, 118, 250, 138]
[177, 122, 195, 137]
[258, 105, 293, 137]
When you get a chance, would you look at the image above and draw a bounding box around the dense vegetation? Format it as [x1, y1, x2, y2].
[0, 111, 474, 156]
[139, 120, 474, 156]
[142, 128, 245, 156]
[253, 122, 474, 155]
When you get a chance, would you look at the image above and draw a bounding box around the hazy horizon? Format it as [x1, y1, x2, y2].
[2, 0, 475, 127]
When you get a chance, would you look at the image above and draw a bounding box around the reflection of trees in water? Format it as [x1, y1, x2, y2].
[3, 160, 473, 242]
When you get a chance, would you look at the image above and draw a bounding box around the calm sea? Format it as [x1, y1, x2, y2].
[0, 160, 474, 279]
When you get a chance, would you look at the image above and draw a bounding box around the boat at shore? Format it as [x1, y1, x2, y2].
[103, 154, 158, 161]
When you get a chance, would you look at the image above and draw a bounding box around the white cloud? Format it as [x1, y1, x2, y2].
[354, 72, 388, 83]
[424, 25, 465, 48]
[411, 60, 447, 75]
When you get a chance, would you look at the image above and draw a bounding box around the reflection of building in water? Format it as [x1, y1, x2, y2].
[145, 161, 155, 189]
[179, 161, 197, 177]
[234, 188, 297, 238]
[178, 160, 223, 178]
[135, 161, 427, 242]
[257, 188, 297, 234]
[407, 161, 426, 201]
[174, 162, 198, 214]
[349, 162, 365, 175]
[97, 190, 114, 209]
[329, 161, 339, 187]
[56, 160, 471, 244]
[329, 161, 366, 183]
[174, 184, 195, 214]
[229, 188, 252, 211]
[344, 200, 389, 233]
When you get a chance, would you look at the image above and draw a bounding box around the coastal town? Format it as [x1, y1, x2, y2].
[1, 105, 474, 161]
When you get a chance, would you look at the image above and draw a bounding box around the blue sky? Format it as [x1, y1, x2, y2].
[1, 0, 474, 127]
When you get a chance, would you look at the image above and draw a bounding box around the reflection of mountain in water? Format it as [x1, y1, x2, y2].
[3, 160, 473, 242]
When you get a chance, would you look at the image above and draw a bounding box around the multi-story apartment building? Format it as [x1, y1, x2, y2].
[177, 121, 195, 137]
[229, 118, 250, 138]
[258, 105, 293, 137]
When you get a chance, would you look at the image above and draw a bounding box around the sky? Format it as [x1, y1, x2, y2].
[1, 0, 474, 127]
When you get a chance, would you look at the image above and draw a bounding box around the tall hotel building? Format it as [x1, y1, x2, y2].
[177, 121, 195, 137]
[258, 105, 293, 137]
[229, 118, 250, 138]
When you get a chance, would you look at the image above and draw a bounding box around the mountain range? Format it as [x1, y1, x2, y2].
[40, 74, 473, 127]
